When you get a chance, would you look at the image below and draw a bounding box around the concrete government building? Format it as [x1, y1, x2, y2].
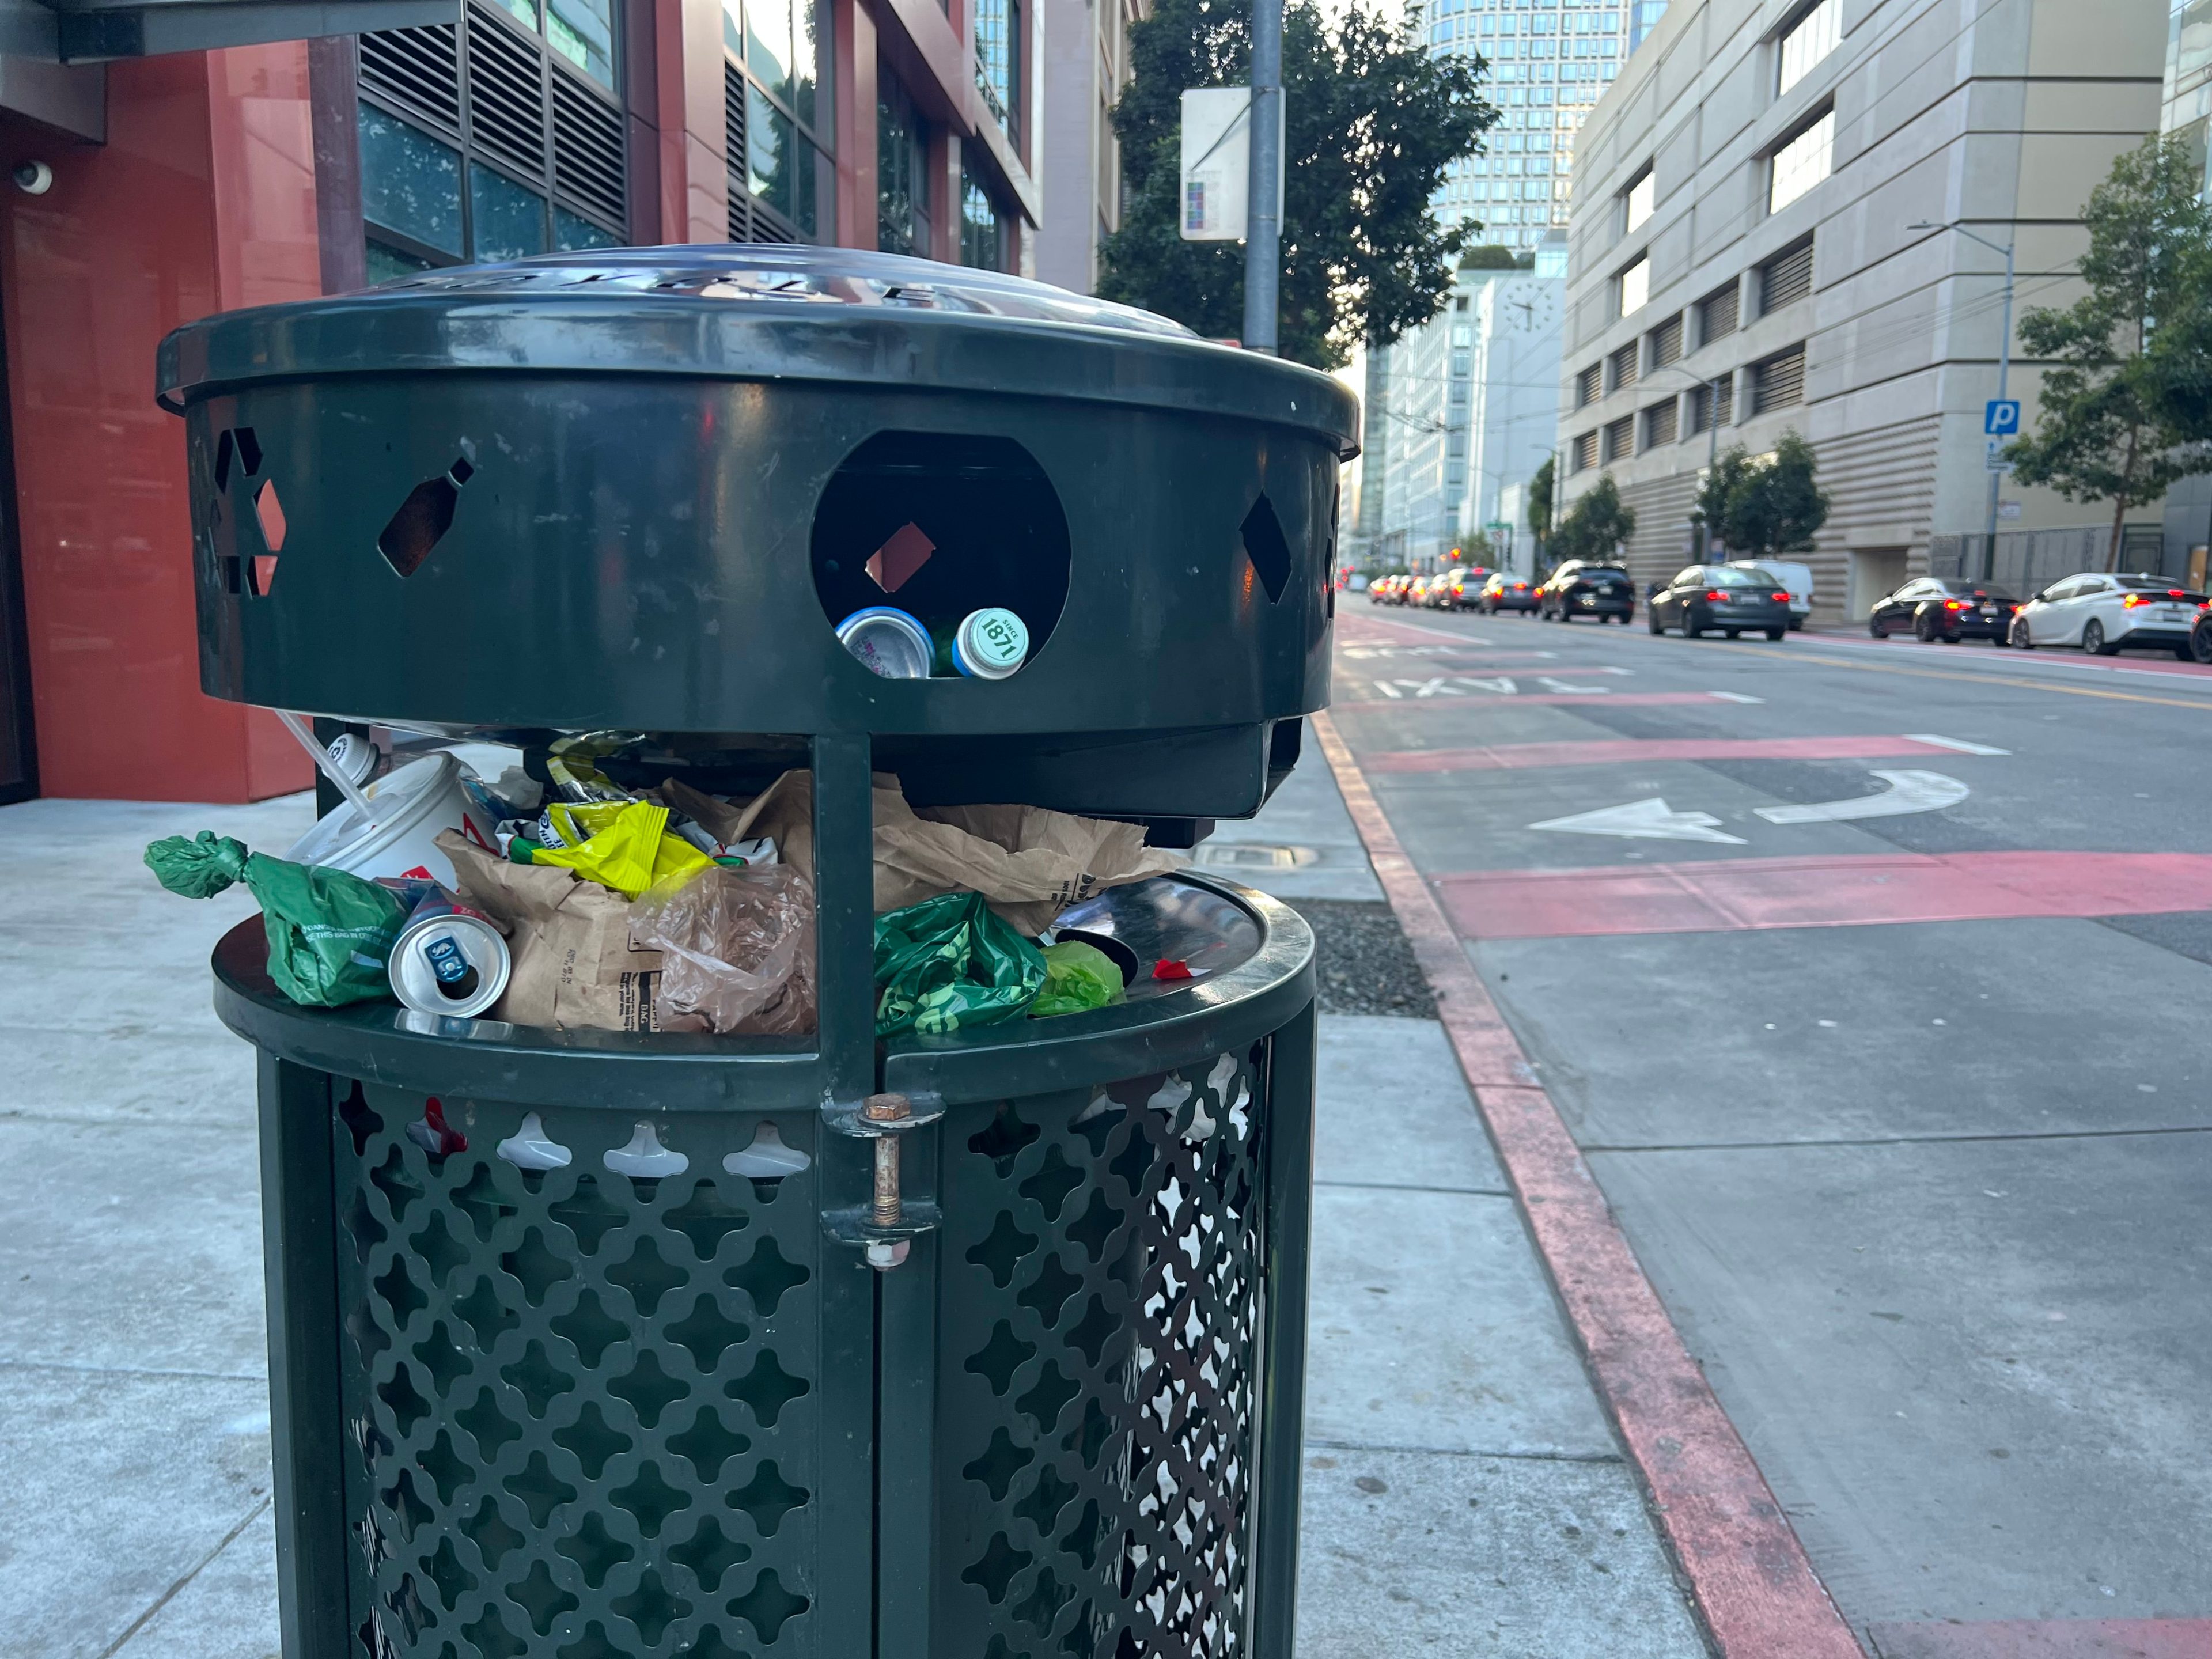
[1552, 0, 2170, 623]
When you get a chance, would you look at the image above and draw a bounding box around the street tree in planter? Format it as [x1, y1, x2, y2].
[2005, 134, 2212, 571]
[1692, 445, 1760, 557]
[1551, 474, 1637, 565]
[1719, 431, 1830, 562]
[1100, 0, 1498, 369]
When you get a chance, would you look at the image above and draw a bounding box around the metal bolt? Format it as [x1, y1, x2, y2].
[864, 1093, 910, 1229]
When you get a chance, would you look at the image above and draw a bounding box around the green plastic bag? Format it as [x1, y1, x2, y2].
[144, 831, 406, 1007]
[1030, 940, 1126, 1019]
[873, 891, 1047, 1037]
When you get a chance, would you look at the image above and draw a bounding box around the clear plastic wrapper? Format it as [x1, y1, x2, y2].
[629, 865, 817, 1036]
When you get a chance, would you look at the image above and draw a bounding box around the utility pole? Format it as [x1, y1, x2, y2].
[1243, 0, 1283, 355]
[1913, 219, 2015, 581]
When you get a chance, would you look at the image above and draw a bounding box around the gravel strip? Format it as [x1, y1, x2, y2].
[1291, 899, 1438, 1018]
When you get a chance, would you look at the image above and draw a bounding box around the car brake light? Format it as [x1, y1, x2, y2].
[1774, 592, 1791, 603]
[1944, 599, 1964, 610]
[1705, 589, 1728, 602]
[2123, 594, 2150, 607]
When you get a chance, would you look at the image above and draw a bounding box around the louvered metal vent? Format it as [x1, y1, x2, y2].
[1645, 399, 1678, 446]
[1760, 237, 1815, 309]
[1651, 312, 1683, 367]
[464, 7, 546, 180]
[552, 73, 626, 228]
[1699, 281, 1738, 343]
[1609, 341, 1639, 391]
[1603, 413, 1635, 461]
[1752, 344, 1806, 412]
[1575, 363, 1603, 407]
[1573, 430, 1599, 472]
[361, 22, 461, 134]
[725, 62, 748, 240]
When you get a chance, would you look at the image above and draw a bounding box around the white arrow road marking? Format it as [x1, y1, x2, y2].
[1754, 770, 1971, 824]
[1412, 678, 1455, 697]
[1458, 676, 1518, 694]
[1537, 676, 1610, 694]
[1707, 691, 1765, 703]
[1372, 680, 1403, 698]
[1905, 733, 2011, 756]
[1529, 798, 1748, 844]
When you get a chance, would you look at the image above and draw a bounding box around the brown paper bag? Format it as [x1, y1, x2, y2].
[436, 830, 704, 1033]
[659, 772, 815, 880]
[872, 777, 1185, 935]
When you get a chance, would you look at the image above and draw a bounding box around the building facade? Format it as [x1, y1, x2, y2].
[2161, 0, 2212, 585]
[1554, 0, 2168, 623]
[0, 0, 1069, 804]
[1363, 248, 1564, 574]
[1422, 0, 1652, 256]
[1035, 0, 1143, 292]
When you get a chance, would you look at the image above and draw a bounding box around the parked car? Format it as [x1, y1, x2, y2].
[1368, 574, 1403, 604]
[1728, 558, 1812, 630]
[1647, 564, 1793, 638]
[1866, 577, 2022, 644]
[1477, 571, 1540, 615]
[2194, 607, 2212, 664]
[1536, 561, 1635, 623]
[2007, 573, 2210, 657]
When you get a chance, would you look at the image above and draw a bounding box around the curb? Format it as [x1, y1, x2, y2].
[1309, 707, 1867, 1659]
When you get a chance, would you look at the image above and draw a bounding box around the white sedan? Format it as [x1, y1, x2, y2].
[2008, 573, 2208, 658]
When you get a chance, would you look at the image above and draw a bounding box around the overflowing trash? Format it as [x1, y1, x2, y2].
[153, 730, 1200, 1036]
[145, 831, 407, 1006]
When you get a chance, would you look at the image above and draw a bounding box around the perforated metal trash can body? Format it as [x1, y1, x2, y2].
[218, 873, 1315, 1659]
[164, 245, 1350, 1659]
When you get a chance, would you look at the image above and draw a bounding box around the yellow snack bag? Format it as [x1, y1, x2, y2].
[531, 801, 713, 897]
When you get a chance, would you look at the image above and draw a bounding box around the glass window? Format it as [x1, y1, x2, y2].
[555, 207, 622, 249]
[880, 80, 930, 253]
[789, 0, 821, 127]
[974, 0, 1020, 138]
[499, 0, 539, 28]
[470, 163, 548, 260]
[1619, 253, 1649, 315]
[365, 239, 436, 285]
[1777, 0, 1840, 95]
[1624, 166, 1654, 231]
[547, 0, 617, 88]
[359, 103, 463, 256]
[1768, 108, 1833, 212]
[748, 81, 791, 220]
[722, 0, 743, 53]
[960, 162, 1009, 270]
[746, 0, 792, 94]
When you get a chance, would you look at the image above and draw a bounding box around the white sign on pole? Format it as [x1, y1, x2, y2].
[1985, 439, 2014, 474]
[1179, 88, 1282, 241]
[1181, 89, 1250, 240]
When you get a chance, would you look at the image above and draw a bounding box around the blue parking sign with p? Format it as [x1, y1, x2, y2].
[1985, 399, 2021, 436]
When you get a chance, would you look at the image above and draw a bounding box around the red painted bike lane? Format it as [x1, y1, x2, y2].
[1317, 608, 2212, 1659]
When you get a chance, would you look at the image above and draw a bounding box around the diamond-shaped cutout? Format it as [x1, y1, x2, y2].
[253, 479, 286, 552]
[1241, 493, 1292, 603]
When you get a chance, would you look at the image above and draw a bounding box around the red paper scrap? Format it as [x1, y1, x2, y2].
[866, 521, 937, 593]
[1152, 959, 1194, 982]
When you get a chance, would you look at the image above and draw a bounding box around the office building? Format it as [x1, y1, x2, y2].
[0, 0, 1048, 802]
[1554, 0, 2167, 622]
[2161, 0, 2212, 585]
[1422, 0, 1645, 255]
[1037, 0, 1146, 293]
[1365, 245, 1564, 573]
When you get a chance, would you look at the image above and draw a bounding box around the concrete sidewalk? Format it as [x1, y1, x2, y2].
[0, 772, 1706, 1657]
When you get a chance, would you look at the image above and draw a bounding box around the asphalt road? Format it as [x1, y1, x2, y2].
[1330, 602, 2212, 1653]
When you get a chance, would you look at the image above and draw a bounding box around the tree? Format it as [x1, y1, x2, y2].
[1692, 445, 1759, 553]
[1526, 456, 1555, 561]
[1551, 475, 1636, 564]
[2006, 133, 2212, 570]
[1099, 0, 1499, 369]
[1719, 431, 1830, 560]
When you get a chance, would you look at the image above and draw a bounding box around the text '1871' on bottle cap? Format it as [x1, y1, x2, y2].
[955, 608, 1030, 679]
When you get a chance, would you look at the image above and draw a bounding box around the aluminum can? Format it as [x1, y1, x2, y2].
[388, 884, 512, 1018]
[835, 607, 934, 679]
[953, 608, 1031, 678]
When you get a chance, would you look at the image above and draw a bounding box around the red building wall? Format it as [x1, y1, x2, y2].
[0, 45, 319, 801]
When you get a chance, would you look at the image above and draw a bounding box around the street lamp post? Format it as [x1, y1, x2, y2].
[1912, 219, 2016, 581]
[1243, 0, 1284, 355]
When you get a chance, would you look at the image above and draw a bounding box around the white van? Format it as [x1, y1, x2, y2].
[1728, 559, 1812, 630]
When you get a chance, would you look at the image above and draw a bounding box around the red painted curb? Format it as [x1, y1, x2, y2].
[1310, 708, 1868, 1659]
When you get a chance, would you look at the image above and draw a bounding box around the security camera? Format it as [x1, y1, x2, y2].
[12, 161, 52, 196]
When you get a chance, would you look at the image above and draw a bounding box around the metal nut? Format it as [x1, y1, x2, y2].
[864, 1239, 910, 1271]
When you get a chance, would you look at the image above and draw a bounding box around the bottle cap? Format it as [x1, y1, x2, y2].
[953, 608, 1030, 679]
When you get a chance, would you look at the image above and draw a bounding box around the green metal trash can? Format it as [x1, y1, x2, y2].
[160, 246, 1358, 1659]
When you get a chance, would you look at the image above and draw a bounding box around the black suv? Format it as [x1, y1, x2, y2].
[1536, 561, 1634, 623]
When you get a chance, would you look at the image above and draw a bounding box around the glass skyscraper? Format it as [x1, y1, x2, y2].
[1419, 0, 1661, 250]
